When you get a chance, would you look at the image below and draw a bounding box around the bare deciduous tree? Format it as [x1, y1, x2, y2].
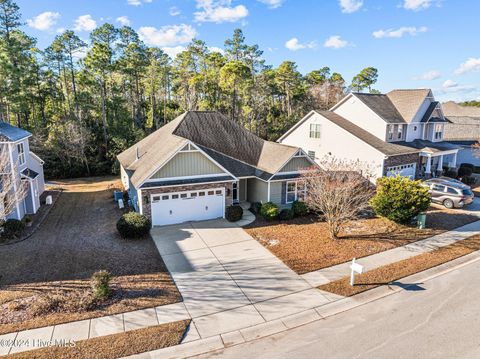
[0, 144, 28, 220]
[302, 156, 375, 240]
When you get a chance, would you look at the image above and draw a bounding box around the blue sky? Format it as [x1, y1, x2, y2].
[17, 0, 480, 102]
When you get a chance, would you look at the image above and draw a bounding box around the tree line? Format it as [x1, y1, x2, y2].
[0, 0, 379, 179]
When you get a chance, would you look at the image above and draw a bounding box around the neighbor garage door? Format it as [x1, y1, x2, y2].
[151, 188, 225, 226]
[386, 163, 416, 179]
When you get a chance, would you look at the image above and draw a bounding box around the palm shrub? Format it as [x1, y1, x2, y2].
[260, 202, 279, 220]
[91, 270, 111, 300]
[225, 205, 243, 222]
[370, 175, 430, 224]
[116, 212, 151, 239]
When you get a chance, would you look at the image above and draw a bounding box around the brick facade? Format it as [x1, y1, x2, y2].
[140, 181, 234, 221]
[383, 153, 421, 178]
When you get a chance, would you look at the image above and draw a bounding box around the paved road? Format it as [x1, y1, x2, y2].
[196, 258, 480, 359]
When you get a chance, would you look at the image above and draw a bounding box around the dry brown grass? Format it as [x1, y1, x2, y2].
[8, 320, 190, 359]
[246, 206, 479, 274]
[0, 177, 181, 335]
[319, 235, 480, 297]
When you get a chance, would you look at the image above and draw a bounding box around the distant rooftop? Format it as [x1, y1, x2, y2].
[0, 122, 31, 142]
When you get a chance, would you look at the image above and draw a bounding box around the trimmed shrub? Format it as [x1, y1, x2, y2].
[30, 293, 64, 316]
[116, 212, 151, 239]
[458, 166, 473, 178]
[292, 201, 308, 217]
[260, 202, 279, 220]
[460, 163, 474, 171]
[278, 208, 294, 221]
[444, 169, 458, 179]
[3, 219, 25, 237]
[225, 205, 243, 222]
[249, 202, 262, 214]
[91, 270, 111, 300]
[369, 176, 431, 224]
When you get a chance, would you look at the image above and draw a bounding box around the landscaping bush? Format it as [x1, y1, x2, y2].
[278, 208, 294, 221]
[30, 293, 64, 316]
[225, 205, 243, 222]
[260, 202, 279, 220]
[116, 212, 151, 239]
[444, 169, 458, 179]
[458, 166, 473, 178]
[3, 219, 25, 237]
[249, 202, 262, 214]
[91, 270, 111, 300]
[369, 176, 431, 224]
[292, 201, 308, 217]
[460, 163, 474, 171]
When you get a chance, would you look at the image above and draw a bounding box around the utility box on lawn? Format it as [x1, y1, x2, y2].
[417, 212, 427, 229]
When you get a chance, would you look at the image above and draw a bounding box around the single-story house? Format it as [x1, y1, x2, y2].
[117, 111, 317, 226]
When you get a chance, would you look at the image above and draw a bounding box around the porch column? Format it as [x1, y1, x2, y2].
[425, 156, 432, 174]
[450, 152, 457, 168]
[437, 154, 443, 172]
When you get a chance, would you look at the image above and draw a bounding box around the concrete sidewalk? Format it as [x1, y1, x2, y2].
[301, 218, 480, 286]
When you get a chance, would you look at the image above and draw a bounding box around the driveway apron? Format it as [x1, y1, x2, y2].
[151, 219, 330, 338]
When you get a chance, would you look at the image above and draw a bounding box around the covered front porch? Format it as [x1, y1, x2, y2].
[418, 149, 458, 179]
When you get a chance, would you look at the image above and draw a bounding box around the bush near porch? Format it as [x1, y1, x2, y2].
[245, 206, 480, 274]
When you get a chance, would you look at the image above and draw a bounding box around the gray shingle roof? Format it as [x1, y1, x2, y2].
[386, 89, 431, 123]
[140, 175, 235, 188]
[354, 93, 405, 124]
[118, 111, 302, 187]
[316, 111, 421, 156]
[420, 101, 443, 123]
[0, 122, 31, 142]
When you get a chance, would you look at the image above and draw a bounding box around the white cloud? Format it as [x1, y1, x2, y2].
[127, 0, 152, 6]
[209, 46, 225, 54]
[442, 79, 458, 88]
[257, 0, 284, 9]
[454, 58, 480, 75]
[403, 0, 438, 11]
[116, 16, 131, 26]
[27, 11, 60, 31]
[137, 24, 197, 46]
[373, 26, 427, 38]
[339, 0, 363, 13]
[324, 35, 349, 49]
[74, 15, 97, 32]
[285, 37, 316, 51]
[56, 27, 66, 34]
[194, 0, 248, 23]
[414, 70, 441, 80]
[169, 6, 181, 16]
[161, 46, 185, 59]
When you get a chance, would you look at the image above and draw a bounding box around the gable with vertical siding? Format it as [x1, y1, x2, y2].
[279, 156, 312, 173]
[150, 151, 226, 179]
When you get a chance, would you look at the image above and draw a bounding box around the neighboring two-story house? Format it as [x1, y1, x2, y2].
[0, 122, 45, 220]
[279, 89, 459, 179]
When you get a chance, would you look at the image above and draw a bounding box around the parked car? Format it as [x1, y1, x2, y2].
[431, 177, 469, 188]
[422, 179, 474, 209]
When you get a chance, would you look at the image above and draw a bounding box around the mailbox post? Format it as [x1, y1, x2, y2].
[349, 258, 364, 286]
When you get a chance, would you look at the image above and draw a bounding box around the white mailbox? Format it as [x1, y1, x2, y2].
[349, 258, 364, 286]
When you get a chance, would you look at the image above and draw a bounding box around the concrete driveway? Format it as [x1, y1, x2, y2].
[151, 219, 335, 338]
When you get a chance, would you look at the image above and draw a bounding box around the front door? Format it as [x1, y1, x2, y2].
[232, 182, 239, 203]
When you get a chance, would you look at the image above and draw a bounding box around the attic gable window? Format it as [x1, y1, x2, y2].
[309, 124, 321, 139]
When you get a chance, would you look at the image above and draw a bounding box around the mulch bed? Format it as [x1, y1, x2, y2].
[8, 320, 190, 359]
[319, 235, 480, 297]
[0, 178, 181, 335]
[245, 206, 480, 274]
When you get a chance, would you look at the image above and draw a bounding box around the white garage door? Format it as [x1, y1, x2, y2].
[151, 188, 225, 226]
[386, 163, 416, 179]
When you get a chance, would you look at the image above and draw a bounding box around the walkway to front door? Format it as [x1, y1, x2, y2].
[151, 219, 338, 339]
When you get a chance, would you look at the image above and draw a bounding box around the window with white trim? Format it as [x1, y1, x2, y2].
[434, 124, 443, 140]
[309, 124, 321, 139]
[17, 143, 25, 165]
[387, 125, 394, 140]
[286, 181, 306, 203]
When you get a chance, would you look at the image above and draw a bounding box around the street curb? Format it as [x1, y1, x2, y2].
[122, 250, 480, 359]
